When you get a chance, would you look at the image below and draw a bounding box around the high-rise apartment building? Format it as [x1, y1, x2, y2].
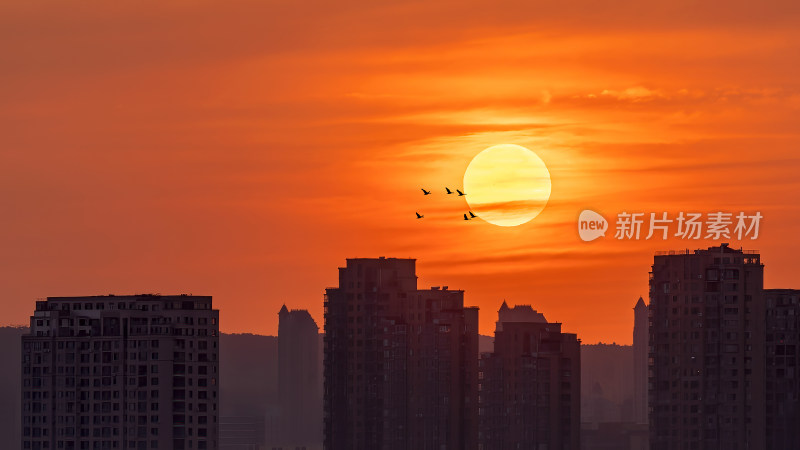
[323, 257, 479, 450]
[763, 289, 800, 450]
[649, 244, 765, 450]
[277, 305, 321, 448]
[479, 302, 581, 450]
[21, 294, 219, 450]
[633, 297, 648, 425]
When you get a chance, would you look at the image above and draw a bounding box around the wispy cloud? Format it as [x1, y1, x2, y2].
[1, 0, 800, 344]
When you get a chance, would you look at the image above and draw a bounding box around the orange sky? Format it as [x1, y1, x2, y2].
[2, 0, 800, 344]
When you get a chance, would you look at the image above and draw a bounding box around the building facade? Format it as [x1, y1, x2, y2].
[479, 302, 581, 450]
[21, 294, 219, 450]
[219, 416, 264, 450]
[632, 297, 648, 425]
[323, 257, 479, 450]
[277, 305, 321, 448]
[763, 289, 800, 450]
[649, 244, 765, 450]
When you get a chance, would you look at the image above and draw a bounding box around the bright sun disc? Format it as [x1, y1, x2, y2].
[463, 144, 552, 227]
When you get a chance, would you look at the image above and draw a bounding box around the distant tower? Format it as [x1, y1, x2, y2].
[277, 305, 321, 448]
[633, 296, 648, 424]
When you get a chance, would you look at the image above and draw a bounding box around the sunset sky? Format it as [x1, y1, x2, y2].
[2, 0, 800, 344]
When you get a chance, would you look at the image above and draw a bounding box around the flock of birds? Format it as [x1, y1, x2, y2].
[416, 187, 477, 221]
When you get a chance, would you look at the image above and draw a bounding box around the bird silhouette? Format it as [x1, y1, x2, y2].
[445, 187, 454, 194]
[416, 212, 424, 219]
[469, 211, 477, 218]
[463, 213, 470, 221]
[457, 189, 466, 196]
[421, 188, 431, 195]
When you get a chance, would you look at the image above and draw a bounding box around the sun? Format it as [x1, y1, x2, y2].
[462, 144, 552, 227]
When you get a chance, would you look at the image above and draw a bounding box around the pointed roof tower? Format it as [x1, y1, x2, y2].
[634, 296, 646, 310]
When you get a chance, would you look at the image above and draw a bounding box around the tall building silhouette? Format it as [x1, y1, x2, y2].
[649, 244, 765, 450]
[763, 289, 800, 450]
[479, 302, 581, 450]
[323, 257, 479, 450]
[21, 295, 219, 450]
[1, 326, 26, 450]
[632, 296, 648, 425]
[277, 305, 321, 448]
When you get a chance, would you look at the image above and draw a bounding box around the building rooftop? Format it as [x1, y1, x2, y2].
[655, 243, 760, 256]
[498, 302, 548, 324]
[46, 294, 207, 301]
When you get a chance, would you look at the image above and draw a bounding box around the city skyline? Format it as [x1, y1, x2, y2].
[3, 0, 800, 345]
[0, 242, 791, 346]
[9, 245, 800, 449]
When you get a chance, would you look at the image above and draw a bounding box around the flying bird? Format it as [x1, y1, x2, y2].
[463, 214, 470, 221]
[469, 211, 477, 218]
[416, 212, 424, 219]
[421, 188, 431, 195]
[445, 187, 454, 194]
[457, 189, 466, 196]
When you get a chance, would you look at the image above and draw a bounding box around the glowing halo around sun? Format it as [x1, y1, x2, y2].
[462, 144, 552, 227]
